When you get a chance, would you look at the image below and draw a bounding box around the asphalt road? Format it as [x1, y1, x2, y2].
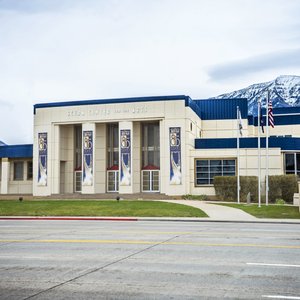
[0, 220, 299, 300]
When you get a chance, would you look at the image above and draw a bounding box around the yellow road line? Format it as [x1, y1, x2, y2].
[0, 239, 300, 249]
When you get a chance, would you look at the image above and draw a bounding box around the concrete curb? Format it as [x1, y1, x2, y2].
[0, 216, 300, 224]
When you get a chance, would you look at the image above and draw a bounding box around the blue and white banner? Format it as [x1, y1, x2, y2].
[120, 129, 131, 186]
[169, 127, 182, 185]
[83, 130, 93, 186]
[38, 132, 48, 186]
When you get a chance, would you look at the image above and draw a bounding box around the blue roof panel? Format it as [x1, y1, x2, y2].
[34, 95, 191, 114]
[194, 98, 248, 120]
[0, 144, 33, 158]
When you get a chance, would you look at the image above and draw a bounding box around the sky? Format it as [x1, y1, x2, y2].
[0, 0, 300, 144]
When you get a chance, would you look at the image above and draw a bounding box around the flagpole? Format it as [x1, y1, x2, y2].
[237, 106, 240, 204]
[266, 90, 269, 206]
[258, 100, 261, 208]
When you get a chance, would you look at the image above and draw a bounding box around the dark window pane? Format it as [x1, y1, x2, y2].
[210, 160, 221, 166]
[223, 160, 235, 166]
[27, 162, 33, 180]
[197, 179, 209, 185]
[223, 172, 235, 176]
[14, 162, 24, 180]
[197, 173, 209, 179]
[197, 160, 208, 166]
[297, 154, 300, 173]
[223, 166, 235, 172]
[285, 154, 295, 172]
[210, 166, 221, 172]
[197, 166, 209, 172]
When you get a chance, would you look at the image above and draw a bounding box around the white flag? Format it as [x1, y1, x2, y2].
[237, 108, 243, 136]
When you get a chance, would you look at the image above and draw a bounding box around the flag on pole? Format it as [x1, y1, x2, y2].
[268, 99, 275, 128]
[237, 107, 243, 136]
[258, 101, 264, 133]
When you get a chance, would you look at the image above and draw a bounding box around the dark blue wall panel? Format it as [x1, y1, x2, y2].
[195, 137, 300, 150]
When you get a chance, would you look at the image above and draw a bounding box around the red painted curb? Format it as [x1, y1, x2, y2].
[0, 217, 138, 221]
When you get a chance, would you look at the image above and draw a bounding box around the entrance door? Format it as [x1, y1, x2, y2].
[107, 170, 119, 192]
[142, 170, 159, 192]
[74, 171, 82, 192]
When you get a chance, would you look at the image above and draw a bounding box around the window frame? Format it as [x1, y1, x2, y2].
[13, 161, 24, 181]
[284, 152, 300, 177]
[27, 161, 33, 180]
[194, 158, 236, 186]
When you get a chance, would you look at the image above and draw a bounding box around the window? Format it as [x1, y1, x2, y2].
[284, 153, 300, 177]
[195, 159, 236, 185]
[27, 161, 33, 180]
[107, 124, 119, 169]
[14, 161, 24, 181]
[142, 122, 160, 169]
[74, 125, 82, 170]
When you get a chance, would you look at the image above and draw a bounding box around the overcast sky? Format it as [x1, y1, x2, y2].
[0, 0, 300, 144]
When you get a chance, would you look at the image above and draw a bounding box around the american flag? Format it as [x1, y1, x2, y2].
[268, 99, 274, 128]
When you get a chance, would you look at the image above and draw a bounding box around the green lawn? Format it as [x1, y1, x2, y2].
[218, 203, 300, 219]
[0, 200, 207, 218]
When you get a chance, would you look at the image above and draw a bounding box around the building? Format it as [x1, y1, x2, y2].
[0, 95, 300, 196]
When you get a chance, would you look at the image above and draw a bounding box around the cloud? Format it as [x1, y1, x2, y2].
[0, 99, 13, 108]
[207, 48, 300, 81]
[0, 0, 76, 13]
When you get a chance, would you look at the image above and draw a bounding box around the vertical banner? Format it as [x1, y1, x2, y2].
[38, 132, 48, 186]
[83, 130, 93, 186]
[169, 127, 182, 185]
[120, 129, 131, 186]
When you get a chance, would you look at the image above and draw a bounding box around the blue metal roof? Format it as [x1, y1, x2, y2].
[0, 144, 33, 158]
[34, 95, 191, 114]
[194, 98, 248, 120]
[195, 137, 300, 150]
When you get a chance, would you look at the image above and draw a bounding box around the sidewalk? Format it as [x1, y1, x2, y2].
[156, 200, 300, 224]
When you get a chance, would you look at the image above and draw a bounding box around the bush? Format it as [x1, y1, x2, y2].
[182, 194, 208, 200]
[269, 175, 298, 203]
[214, 176, 258, 202]
[275, 198, 285, 205]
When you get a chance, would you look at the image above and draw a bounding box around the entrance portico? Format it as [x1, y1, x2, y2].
[33, 96, 192, 196]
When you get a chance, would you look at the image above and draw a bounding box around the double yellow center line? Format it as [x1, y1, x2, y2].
[1, 239, 299, 249]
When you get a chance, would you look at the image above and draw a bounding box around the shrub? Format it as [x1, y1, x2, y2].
[269, 175, 298, 203]
[182, 194, 208, 200]
[214, 176, 258, 202]
[275, 198, 285, 205]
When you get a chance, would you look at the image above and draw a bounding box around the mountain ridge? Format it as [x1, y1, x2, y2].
[212, 75, 300, 115]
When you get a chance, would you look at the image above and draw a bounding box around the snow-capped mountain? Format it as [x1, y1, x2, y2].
[0, 140, 6, 146]
[213, 75, 300, 115]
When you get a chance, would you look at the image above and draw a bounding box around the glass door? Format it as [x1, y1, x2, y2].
[107, 170, 119, 192]
[142, 170, 159, 192]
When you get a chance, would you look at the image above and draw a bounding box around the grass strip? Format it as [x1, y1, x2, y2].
[0, 200, 207, 217]
[217, 203, 300, 219]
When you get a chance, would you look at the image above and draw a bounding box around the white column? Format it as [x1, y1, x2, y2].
[159, 119, 166, 194]
[119, 121, 133, 194]
[52, 125, 60, 194]
[132, 122, 141, 193]
[1, 158, 9, 194]
[82, 123, 96, 194]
